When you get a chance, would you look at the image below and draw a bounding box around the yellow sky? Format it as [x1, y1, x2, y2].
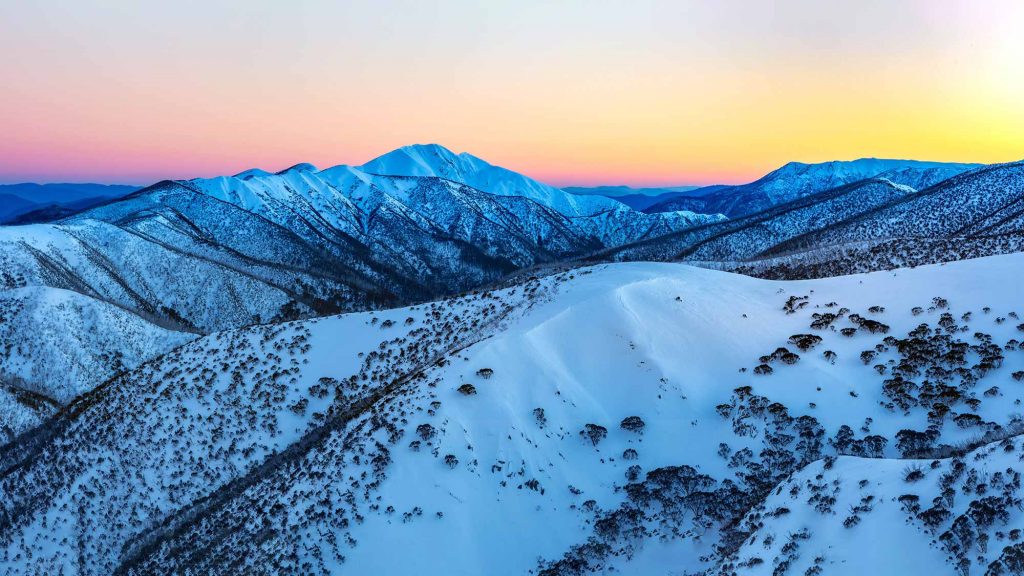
[1, 0, 1022, 186]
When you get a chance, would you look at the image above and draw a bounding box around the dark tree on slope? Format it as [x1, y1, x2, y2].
[580, 424, 608, 446]
[620, 416, 645, 434]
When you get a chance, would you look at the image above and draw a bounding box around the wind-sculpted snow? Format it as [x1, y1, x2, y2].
[3, 253, 1024, 574]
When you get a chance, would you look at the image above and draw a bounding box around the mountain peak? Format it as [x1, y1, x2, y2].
[233, 168, 272, 179]
[360, 144, 624, 217]
[275, 162, 318, 175]
[397, 142, 463, 158]
[361, 144, 490, 181]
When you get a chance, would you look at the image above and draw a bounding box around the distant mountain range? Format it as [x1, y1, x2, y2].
[642, 158, 981, 217]
[563, 185, 704, 210]
[0, 183, 138, 224]
[597, 160, 1024, 278]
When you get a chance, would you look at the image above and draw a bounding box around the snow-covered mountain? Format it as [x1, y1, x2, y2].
[2, 252, 1023, 575]
[769, 161, 1024, 251]
[0, 146, 723, 440]
[0, 146, 722, 334]
[603, 178, 915, 263]
[361, 144, 623, 217]
[645, 158, 981, 217]
[602, 161, 1024, 278]
[359, 144, 723, 244]
[720, 161, 1024, 279]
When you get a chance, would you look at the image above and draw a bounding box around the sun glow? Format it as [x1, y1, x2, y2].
[0, 0, 1021, 186]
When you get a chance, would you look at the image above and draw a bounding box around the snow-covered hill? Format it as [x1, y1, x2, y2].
[3, 252, 1023, 575]
[0, 286, 194, 442]
[713, 162, 1024, 279]
[645, 158, 980, 217]
[769, 161, 1024, 252]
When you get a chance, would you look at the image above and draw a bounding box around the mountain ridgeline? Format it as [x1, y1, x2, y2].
[3, 145, 1024, 575]
[642, 158, 981, 217]
[3, 145, 721, 331]
[0, 144, 720, 439]
[600, 160, 1024, 279]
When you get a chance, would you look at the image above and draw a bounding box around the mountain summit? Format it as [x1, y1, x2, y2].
[361, 144, 624, 217]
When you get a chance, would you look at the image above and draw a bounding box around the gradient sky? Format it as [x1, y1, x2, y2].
[1, 0, 1023, 187]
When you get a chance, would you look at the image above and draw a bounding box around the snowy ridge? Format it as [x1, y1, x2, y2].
[0, 146, 721, 441]
[765, 161, 1024, 253]
[602, 162, 1024, 277]
[602, 178, 915, 263]
[2, 253, 1024, 574]
[645, 158, 981, 217]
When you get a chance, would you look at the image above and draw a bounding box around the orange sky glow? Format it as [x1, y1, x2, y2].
[1, 0, 1022, 187]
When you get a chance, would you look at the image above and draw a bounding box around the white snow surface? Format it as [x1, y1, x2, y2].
[2, 252, 1023, 575]
[339, 254, 1024, 575]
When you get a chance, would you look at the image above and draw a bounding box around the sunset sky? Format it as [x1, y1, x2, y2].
[1, 0, 1022, 187]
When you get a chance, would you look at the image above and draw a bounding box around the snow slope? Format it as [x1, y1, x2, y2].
[0, 285, 194, 442]
[706, 161, 1024, 279]
[722, 439, 1024, 576]
[0, 286, 194, 402]
[3, 252, 1023, 575]
[771, 161, 1024, 251]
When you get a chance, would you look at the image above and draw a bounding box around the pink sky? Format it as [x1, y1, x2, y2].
[1, 1, 1022, 188]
